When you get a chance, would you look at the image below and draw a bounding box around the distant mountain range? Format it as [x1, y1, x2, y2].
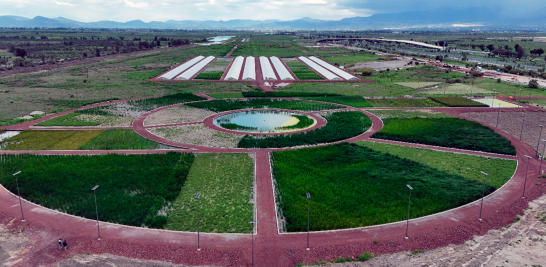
[0, 7, 545, 30]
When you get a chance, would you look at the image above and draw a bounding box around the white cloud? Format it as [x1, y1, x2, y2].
[123, 0, 148, 8]
[53, 0, 75, 7]
[300, 0, 327, 4]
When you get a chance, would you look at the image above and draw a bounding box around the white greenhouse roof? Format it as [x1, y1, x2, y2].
[270, 57, 295, 81]
[259, 56, 277, 80]
[298, 57, 341, 81]
[175, 56, 215, 80]
[309, 56, 359, 81]
[158, 56, 204, 80]
[242, 57, 256, 81]
[224, 56, 244, 81]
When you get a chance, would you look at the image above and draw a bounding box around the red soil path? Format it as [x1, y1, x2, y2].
[1, 96, 544, 266]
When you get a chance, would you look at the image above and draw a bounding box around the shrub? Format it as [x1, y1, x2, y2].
[358, 252, 373, 261]
[529, 79, 539, 89]
[360, 67, 375, 76]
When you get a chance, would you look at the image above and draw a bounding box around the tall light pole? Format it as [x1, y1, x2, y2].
[91, 185, 100, 240]
[537, 125, 544, 157]
[306, 193, 311, 251]
[13, 171, 24, 222]
[479, 171, 488, 221]
[523, 155, 532, 198]
[405, 184, 413, 239]
[249, 220, 259, 267]
[540, 139, 546, 176]
[195, 192, 201, 251]
[519, 112, 526, 140]
[496, 101, 502, 128]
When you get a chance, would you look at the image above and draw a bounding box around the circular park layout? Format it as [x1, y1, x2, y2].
[0, 92, 545, 266]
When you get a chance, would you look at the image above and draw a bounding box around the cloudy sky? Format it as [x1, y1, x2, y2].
[0, 0, 543, 22]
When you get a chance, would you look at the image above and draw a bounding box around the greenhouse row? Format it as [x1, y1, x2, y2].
[308, 56, 359, 81]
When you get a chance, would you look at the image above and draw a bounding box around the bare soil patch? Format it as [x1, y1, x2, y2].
[144, 106, 216, 127]
[149, 124, 243, 148]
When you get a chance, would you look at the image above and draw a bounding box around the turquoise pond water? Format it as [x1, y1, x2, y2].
[213, 111, 305, 133]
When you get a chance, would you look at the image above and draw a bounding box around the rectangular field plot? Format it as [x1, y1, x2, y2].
[193, 59, 231, 80]
[284, 61, 323, 80]
[421, 83, 493, 95]
[395, 82, 443, 89]
[0, 130, 103, 150]
[272, 143, 515, 232]
[165, 153, 254, 233]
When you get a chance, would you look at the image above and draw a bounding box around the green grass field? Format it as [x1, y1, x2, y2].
[35, 113, 101, 127]
[79, 129, 160, 150]
[422, 83, 493, 95]
[395, 82, 443, 89]
[372, 117, 516, 155]
[429, 96, 489, 107]
[284, 61, 323, 80]
[165, 153, 254, 233]
[187, 99, 339, 112]
[0, 153, 194, 228]
[272, 143, 514, 231]
[207, 92, 244, 99]
[238, 111, 371, 148]
[0, 130, 103, 150]
[368, 98, 445, 107]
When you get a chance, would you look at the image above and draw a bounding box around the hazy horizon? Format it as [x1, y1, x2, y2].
[0, 0, 544, 23]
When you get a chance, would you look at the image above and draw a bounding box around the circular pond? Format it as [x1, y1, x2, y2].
[213, 110, 315, 133]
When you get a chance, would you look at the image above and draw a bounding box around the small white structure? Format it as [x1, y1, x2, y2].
[309, 56, 359, 81]
[158, 56, 205, 80]
[223, 56, 244, 81]
[298, 57, 341, 81]
[259, 56, 277, 80]
[242, 56, 256, 81]
[270, 57, 295, 81]
[175, 56, 216, 80]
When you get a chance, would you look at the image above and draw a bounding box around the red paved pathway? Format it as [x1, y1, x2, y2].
[1, 95, 545, 266]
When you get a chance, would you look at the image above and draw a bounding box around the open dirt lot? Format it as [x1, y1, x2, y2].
[144, 106, 216, 127]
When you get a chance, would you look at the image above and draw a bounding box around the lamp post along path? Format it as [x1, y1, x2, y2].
[405, 184, 413, 239]
[13, 171, 24, 222]
[540, 139, 546, 176]
[91, 185, 100, 240]
[523, 155, 532, 198]
[195, 192, 201, 251]
[306, 193, 311, 250]
[479, 171, 488, 221]
[537, 125, 544, 157]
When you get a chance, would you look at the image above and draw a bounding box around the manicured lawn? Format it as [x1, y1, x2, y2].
[238, 111, 371, 148]
[368, 98, 445, 107]
[208, 92, 244, 99]
[0, 130, 103, 150]
[0, 153, 194, 228]
[285, 61, 323, 80]
[187, 99, 340, 112]
[372, 117, 516, 155]
[79, 129, 160, 150]
[165, 153, 254, 233]
[304, 96, 373, 107]
[272, 143, 509, 232]
[368, 109, 451, 119]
